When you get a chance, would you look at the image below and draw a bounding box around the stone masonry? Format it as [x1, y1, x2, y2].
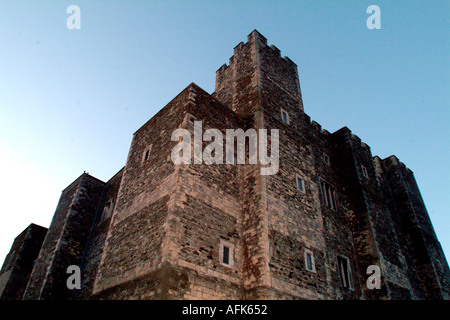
[1, 30, 449, 300]
[0, 224, 47, 300]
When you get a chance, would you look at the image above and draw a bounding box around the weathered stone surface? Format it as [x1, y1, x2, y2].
[23, 173, 106, 300]
[0, 224, 47, 300]
[75, 168, 124, 300]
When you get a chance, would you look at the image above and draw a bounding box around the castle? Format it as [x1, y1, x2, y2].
[1, 30, 449, 300]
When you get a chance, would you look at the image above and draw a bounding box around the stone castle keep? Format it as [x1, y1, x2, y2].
[1, 30, 449, 300]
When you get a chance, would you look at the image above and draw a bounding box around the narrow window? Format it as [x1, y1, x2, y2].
[306, 254, 312, 269]
[142, 144, 153, 164]
[320, 180, 338, 211]
[219, 239, 235, 268]
[337, 255, 353, 289]
[325, 184, 331, 207]
[320, 182, 326, 205]
[361, 165, 369, 179]
[222, 246, 230, 265]
[323, 153, 330, 165]
[304, 249, 316, 273]
[330, 188, 337, 211]
[281, 108, 289, 124]
[296, 174, 305, 192]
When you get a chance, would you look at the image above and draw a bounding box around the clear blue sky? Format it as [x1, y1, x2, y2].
[0, 1, 449, 271]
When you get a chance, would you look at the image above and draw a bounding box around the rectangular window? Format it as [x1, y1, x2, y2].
[337, 255, 353, 289]
[222, 246, 230, 265]
[219, 239, 234, 268]
[320, 181, 338, 211]
[304, 249, 316, 273]
[361, 165, 369, 178]
[296, 174, 305, 192]
[306, 254, 312, 270]
[281, 108, 289, 124]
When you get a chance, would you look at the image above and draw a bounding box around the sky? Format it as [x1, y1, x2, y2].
[0, 1, 449, 272]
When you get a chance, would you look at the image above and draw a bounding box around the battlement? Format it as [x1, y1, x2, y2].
[216, 29, 297, 77]
[270, 44, 281, 56]
[215, 30, 303, 116]
[380, 154, 414, 174]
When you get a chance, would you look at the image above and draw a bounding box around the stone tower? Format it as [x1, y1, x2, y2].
[89, 30, 449, 299]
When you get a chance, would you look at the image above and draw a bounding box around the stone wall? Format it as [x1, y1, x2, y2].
[171, 84, 245, 299]
[0, 224, 47, 300]
[76, 168, 124, 299]
[93, 84, 194, 298]
[23, 173, 105, 300]
[379, 156, 450, 299]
